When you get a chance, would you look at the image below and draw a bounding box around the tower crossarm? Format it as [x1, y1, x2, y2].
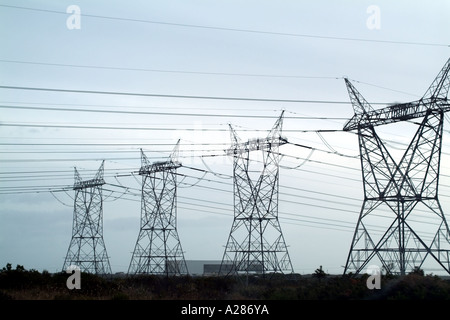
[73, 177, 105, 190]
[226, 137, 288, 155]
[344, 98, 450, 131]
[139, 161, 182, 174]
[344, 57, 450, 131]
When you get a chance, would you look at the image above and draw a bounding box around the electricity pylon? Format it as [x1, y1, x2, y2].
[62, 160, 112, 275]
[343, 58, 450, 275]
[128, 140, 188, 276]
[219, 111, 294, 278]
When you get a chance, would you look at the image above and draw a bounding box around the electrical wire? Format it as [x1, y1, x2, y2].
[0, 59, 342, 80]
[0, 85, 387, 105]
[0, 104, 350, 119]
[1, 4, 447, 47]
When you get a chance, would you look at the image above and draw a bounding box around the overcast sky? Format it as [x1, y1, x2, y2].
[1, 0, 449, 275]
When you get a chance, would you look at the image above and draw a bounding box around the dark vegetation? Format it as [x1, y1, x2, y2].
[1, 263, 449, 300]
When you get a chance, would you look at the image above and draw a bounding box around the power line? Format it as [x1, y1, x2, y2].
[0, 142, 229, 147]
[2, 141, 450, 182]
[0, 60, 421, 98]
[0, 100, 287, 113]
[0, 104, 349, 120]
[0, 85, 388, 105]
[105, 186, 356, 234]
[0, 59, 340, 80]
[97, 188, 358, 234]
[347, 78, 421, 98]
[1, 162, 448, 233]
[1, 4, 447, 47]
[106, 177, 447, 236]
[130, 170, 450, 222]
[0, 121, 348, 133]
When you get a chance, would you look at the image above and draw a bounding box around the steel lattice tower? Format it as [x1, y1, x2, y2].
[128, 140, 188, 276]
[219, 111, 294, 277]
[343, 58, 450, 275]
[62, 160, 112, 275]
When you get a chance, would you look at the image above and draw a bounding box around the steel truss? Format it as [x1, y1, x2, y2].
[219, 111, 294, 277]
[343, 58, 450, 275]
[128, 140, 188, 276]
[62, 160, 112, 275]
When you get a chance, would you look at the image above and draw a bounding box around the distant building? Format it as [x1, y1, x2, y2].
[204, 263, 234, 275]
[184, 260, 264, 276]
[185, 260, 224, 276]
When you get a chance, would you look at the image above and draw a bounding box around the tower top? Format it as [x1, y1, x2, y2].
[73, 160, 105, 190]
[139, 139, 182, 175]
[344, 58, 450, 131]
[226, 111, 287, 155]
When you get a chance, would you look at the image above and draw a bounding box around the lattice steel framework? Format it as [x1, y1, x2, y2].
[219, 111, 294, 277]
[343, 58, 450, 275]
[128, 140, 188, 276]
[62, 160, 112, 275]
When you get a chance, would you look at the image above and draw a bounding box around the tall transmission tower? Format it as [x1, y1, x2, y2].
[62, 160, 112, 275]
[128, 140, 188, 276]
[343, 58, 450, 275]
[219, 111, 294, 278]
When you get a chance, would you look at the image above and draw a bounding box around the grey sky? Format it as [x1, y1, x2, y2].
[0, 0, 449, 275]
